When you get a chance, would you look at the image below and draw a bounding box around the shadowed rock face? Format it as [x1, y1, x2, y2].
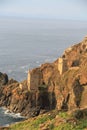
[0, 36, 87, 117]
[0, 72, 8, 86]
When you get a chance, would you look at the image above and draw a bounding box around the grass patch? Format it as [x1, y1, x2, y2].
[53, 119, 87, 130]
[9, 110, 87, 130]
[9, 112, 55, 130]
[75, 119, 87, 130]
[58, 111, 68, 118]
[53, 123, 72, 130]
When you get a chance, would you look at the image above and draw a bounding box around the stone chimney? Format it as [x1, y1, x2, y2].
[27, 70, 31, 91]
[58, 57, 68, 75]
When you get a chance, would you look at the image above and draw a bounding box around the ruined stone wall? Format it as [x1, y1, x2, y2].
[27, 68, 43, 91]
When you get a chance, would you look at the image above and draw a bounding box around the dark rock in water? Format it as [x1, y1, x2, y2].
[31, 107, 41, 117]
[0, 72, 8, 86]
[25, 107, 41, 118]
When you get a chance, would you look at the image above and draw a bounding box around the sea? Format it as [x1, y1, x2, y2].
[0, 17, 87, 126]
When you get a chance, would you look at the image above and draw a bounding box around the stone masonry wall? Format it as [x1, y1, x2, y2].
[27, 68, 43, 91]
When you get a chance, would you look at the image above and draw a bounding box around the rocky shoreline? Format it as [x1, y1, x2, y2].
[0, 36, 87, 119]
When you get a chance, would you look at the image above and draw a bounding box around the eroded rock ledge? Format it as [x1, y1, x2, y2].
[0, 36, 87, 117]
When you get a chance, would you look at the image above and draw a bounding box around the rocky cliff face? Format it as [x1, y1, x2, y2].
[0, 36, 87, 117]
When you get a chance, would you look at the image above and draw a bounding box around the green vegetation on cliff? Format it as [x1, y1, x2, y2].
[3, 109, 87, 130]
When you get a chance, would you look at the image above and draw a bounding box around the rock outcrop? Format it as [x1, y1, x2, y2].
[0, 72, 8, 86]
[0, 36, 87, 117]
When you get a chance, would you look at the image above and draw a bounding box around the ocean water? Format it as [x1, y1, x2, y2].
[0, 18, 87, 126]
[0, 107, 25, 126]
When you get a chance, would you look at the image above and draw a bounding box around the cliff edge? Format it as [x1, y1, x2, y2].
[0, 36, 87, 117]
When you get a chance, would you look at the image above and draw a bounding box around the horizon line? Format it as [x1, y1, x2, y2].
[0, 15, 87, 22]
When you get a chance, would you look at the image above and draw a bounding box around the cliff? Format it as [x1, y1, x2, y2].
[0, 36, 87, 118]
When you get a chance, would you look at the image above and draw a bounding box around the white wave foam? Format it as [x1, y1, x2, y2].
[20, 64, 29, 70]
[36, 61, 40, 64]
[4, 109, 11, 114]
[4, 109, 25, 119]
[2, 124, 9, 127]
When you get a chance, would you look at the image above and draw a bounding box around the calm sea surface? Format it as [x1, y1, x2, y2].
[0, 18, 87, 126]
